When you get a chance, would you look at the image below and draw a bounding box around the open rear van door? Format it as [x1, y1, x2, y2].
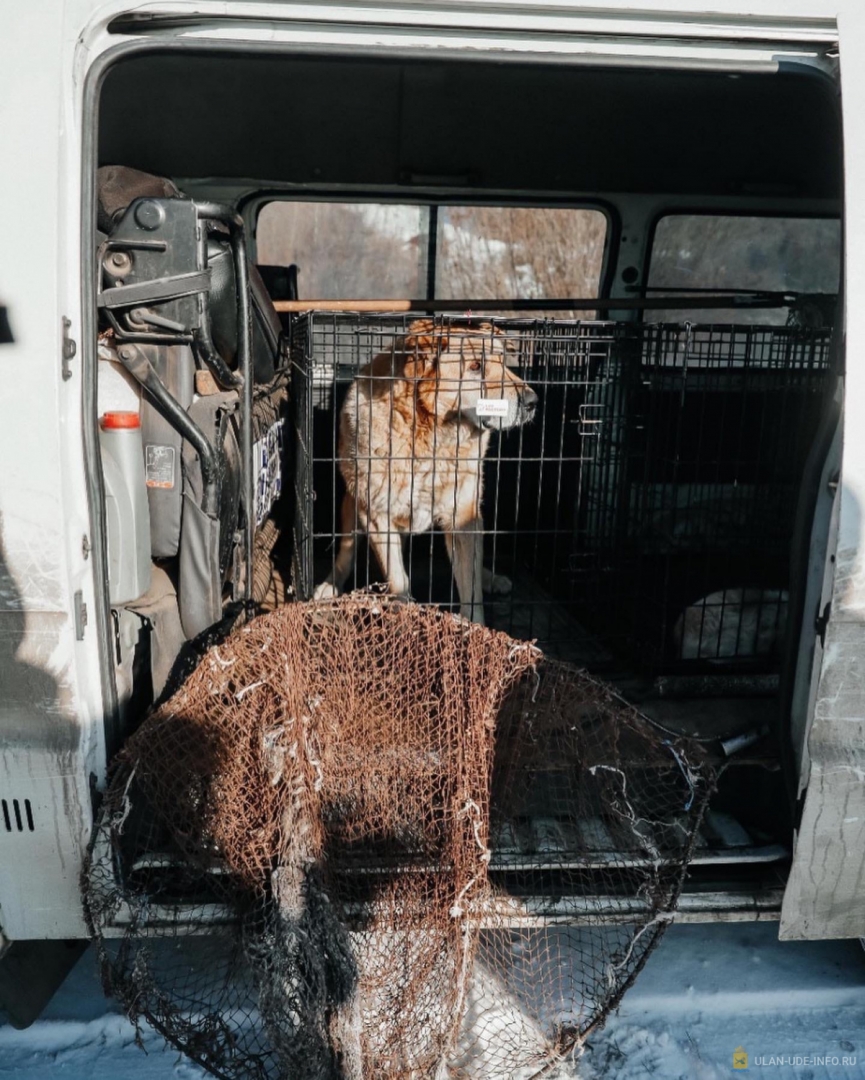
[780, 9, 865, 942]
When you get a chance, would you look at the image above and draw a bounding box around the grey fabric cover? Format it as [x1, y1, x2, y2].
[178, 495, 222, 641]
[125, 567, 186, 698]
[178, 392, 239, 640]
[141, 344, 195, 558]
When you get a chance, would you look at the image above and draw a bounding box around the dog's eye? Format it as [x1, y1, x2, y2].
[468, 361, 482, 372]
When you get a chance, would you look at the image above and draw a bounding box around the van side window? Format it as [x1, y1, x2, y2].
[435, 206, 606, 301]
[647, 215, 841, 324]
[256, 202, 428, 299]
[255, 202, 607, 304]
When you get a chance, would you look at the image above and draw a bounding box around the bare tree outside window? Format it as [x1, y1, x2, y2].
[257, 202, 428, 299]
[437, 206, 606, 312]
[256, 201, 607, 310]
[648, 215, 841, 324]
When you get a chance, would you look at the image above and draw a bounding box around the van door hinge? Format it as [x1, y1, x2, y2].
[74, 590, 88, 640]
[61, 317, 76, 381]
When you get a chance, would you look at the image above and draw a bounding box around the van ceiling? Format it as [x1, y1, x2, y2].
[99, 52, 840, 201]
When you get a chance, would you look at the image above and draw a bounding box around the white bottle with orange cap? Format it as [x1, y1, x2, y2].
[99, 410, 152, 604]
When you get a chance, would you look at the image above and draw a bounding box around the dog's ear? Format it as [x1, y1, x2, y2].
[402, 319, 443, 380]
[404, 319, 438, 353]
[407, 317, 435, 337]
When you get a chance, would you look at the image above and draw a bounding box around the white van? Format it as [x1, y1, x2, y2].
[0, 0, 862, 1024]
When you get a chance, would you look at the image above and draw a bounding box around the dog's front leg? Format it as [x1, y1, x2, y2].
[446, 516, 485, 625]
[314, 492, 359, 600]
[367, 520, 411, 598]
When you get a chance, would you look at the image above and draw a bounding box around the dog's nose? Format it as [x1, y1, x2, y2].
[522, 387, 539, 409]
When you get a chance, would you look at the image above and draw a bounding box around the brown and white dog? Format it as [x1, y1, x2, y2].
[313, 319, 538, 623]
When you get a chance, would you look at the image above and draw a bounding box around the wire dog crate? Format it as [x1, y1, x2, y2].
[290, 313, 835, 678]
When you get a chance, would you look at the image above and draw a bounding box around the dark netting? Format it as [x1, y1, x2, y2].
[453, 659, 710, 1078]
[83, 595, 714, 1079]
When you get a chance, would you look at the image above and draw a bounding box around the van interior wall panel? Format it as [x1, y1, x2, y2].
[98, 54, 841, 201]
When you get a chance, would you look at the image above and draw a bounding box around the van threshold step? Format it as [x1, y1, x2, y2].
[100, 881, 785, 938]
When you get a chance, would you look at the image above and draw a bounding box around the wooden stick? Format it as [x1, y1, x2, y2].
[275, 299, 417, 313]
[273, 295, 792, 314]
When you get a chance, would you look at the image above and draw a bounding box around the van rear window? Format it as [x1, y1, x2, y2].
[647, 215, 841, 324]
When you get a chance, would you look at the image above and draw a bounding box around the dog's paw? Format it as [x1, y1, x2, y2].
[482, 568, 512, 595]
[389, 590, 416, 606]
[459, 603, 486, 626]
[313, 581, 339, 601]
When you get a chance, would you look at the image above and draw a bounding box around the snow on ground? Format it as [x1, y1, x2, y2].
[579, 923, 865, 1080]
[0, 922, 863, 1079]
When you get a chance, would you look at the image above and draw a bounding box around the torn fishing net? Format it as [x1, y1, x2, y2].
[83, 594, 714, 1079]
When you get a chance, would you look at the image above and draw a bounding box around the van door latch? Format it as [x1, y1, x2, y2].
[815, 600, 831, 647]
[74, 590, 88, 641]
[62, 317, 77, 381]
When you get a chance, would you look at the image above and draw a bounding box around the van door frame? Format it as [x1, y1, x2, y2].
[79, 6, 858, 939]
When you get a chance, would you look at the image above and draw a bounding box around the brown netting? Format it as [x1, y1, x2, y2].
[84, 595, 713, 1079]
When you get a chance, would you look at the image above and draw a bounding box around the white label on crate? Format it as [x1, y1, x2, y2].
[475, 398, 510, 417]
[145, 445, 175, 489]
[254, 418, 285, 527]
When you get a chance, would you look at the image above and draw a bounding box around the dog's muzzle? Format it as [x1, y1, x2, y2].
[476, 386, 538, 430]
[486, 386, 536, 428]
